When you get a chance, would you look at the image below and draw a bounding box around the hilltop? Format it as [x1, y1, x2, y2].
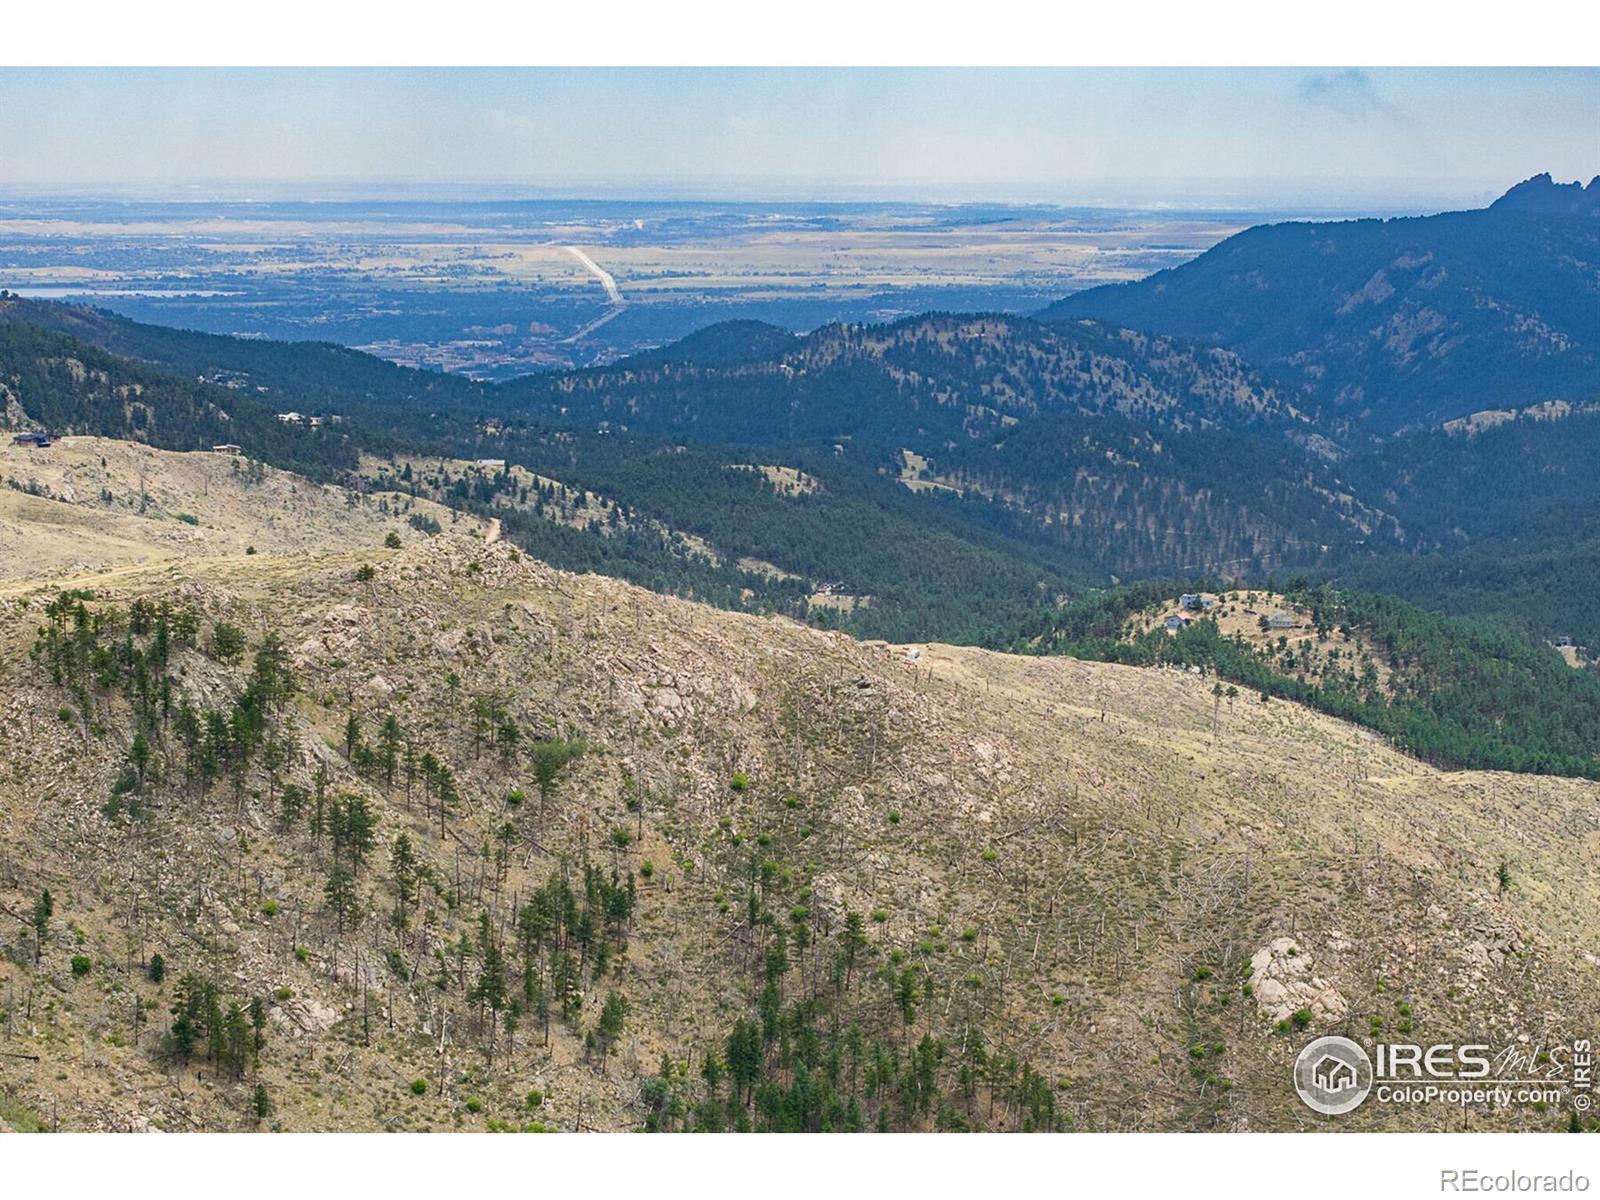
[0, 435, 474, 587]
[0, 441, 1596, 1133]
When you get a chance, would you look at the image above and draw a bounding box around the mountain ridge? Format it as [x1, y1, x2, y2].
[1037, 179, 1600, 431]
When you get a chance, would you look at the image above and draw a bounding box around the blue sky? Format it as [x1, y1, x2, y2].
[0, 68, 1594, 206]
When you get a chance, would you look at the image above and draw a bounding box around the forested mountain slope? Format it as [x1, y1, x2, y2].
[515, 312, 1309, 441]
[1032, 583, 1600, 779]
[0, 312, 1089, 644]
[503, 312, 1393, 577]
[0, 291, 482, 415]
[0, 319, 362, 479]
[1038, 180, 1600, 431]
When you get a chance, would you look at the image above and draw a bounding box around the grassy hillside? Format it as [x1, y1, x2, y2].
[1, 454, 1596, 1132]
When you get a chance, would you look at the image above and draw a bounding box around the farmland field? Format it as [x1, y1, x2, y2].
[0, 195, 1272, 374]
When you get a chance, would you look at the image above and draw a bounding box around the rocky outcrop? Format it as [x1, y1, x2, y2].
[1247, 936, 1349, 1025]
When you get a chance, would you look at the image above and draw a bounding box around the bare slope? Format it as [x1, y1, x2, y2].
[0, 436, 477, 586]
[0, 450, 1595, 1133]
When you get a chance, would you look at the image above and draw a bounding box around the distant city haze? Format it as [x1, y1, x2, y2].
[0, 67, 1595, 210]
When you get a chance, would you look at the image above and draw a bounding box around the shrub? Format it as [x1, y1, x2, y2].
[464, 1097, 483, 1114]
[639, 862, 654, 880]
[261, 900, 279, 917]
[729, 770, 751, 793]
[1291, 1007, 1313, 1031]
[384, 532, 402, 549]
[355, 564, 376, 582]
[245, 545, 257, 555]
[147, 954, 165, 984]
[525, 1090, 543, 1109]
[274, 987, 293, 1002]
[176, 513, 199, 526]
[70, 955, 92, 977]
[410, 1079, 427, 1096]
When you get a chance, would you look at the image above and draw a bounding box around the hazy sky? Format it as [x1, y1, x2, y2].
[1, 68, 1594, 206]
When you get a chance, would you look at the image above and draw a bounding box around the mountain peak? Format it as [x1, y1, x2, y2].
[1489, 171, 1600, 216]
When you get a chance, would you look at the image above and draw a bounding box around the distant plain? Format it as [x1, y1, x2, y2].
[0, 197, 1275, 374]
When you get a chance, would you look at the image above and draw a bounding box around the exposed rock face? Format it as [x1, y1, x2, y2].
[271, 995, 340, 1036]
[1460, 921, 1525, 969]
[1247, 937, 1349, 1025]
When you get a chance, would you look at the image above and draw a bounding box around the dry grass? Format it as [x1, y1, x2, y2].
[0, 446, 1595, 1133]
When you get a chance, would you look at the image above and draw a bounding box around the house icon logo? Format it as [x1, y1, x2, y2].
[1312, 1054, 1356, 1092]
[1294, 1036, 1373, 1115]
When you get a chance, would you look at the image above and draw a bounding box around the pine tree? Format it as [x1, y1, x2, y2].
[130, 732, 152, 790]
[31, 888, 53, 963]
[324, 862, 360, 934]
[471, 913, 508, 1042]
[378, 714, 402, 785]
[390, 833, 418, 933]
[594, 991, 628, 1059]
[252, 1083, 272, 1125]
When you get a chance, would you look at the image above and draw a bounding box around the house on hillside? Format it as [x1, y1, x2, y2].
[11, 431, 51, 447]
[212, 443, 242, 455]
[476, 458, 506, 468]
[1267, 611, 1296, 631]
[1554, 636, 1574, 648]
[1164, 614, 1189, 632]
[276, 411, 304, 424]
